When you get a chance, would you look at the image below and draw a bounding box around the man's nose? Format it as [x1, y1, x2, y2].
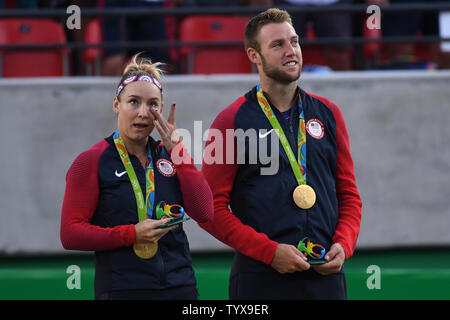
[285, 42, 296, 56]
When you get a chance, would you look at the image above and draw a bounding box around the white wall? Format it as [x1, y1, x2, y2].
[1, 71, 449, 254]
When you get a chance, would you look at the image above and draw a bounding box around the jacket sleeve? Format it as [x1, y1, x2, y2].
[198, 97, 279, 265]
[316, 96, 362, 259]
[60, 141, 136, 251]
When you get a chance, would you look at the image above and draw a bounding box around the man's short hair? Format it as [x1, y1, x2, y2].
[244, 8, 293, 53]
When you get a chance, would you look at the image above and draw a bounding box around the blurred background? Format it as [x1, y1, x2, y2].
[0, 0, 450, 300]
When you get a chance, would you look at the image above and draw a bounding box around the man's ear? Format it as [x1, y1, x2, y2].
[112, 96, 119, 114]
[247, 47, 261, 65]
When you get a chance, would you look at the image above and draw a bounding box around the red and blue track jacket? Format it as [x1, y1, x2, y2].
[200, 86, 362, 274]
[61, 134, 213, 298]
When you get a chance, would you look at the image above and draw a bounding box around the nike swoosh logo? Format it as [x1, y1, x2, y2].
[259, 129, 274, 139]
[115, 170, 127, 178]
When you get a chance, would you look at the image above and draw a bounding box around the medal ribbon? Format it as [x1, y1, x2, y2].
[113, 130, 155, 221]
[256, 84, 307, 185]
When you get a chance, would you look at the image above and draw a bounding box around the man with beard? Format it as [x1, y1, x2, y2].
[199, 8, 362, 299]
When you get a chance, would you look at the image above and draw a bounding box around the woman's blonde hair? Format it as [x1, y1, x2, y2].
[122, 52, 164, 82]
[116, 53, 165, 99]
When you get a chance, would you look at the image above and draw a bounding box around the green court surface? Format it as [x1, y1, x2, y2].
[1, 247, 449, 300]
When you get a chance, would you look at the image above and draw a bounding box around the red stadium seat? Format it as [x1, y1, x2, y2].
[84, 18, 103, 76]
[0, 18, 70, 77]
[363, 24, 381, 62]
[363, 26, 432, 68]
[301, 26, 327, 67]
[179, 15, 252, 74]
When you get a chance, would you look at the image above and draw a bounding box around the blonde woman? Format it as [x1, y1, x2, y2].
[61, 54, 213, 300]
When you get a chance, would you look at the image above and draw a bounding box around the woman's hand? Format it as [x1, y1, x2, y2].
[150, 103, 180, 152]
[134, 218, 178, 244]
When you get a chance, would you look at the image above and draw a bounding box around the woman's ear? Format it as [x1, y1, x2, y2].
[113, 96, 119, 114]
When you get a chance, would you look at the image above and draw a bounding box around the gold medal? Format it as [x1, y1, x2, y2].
[293, 185, 316, 209]
[133, 242, 158, 259]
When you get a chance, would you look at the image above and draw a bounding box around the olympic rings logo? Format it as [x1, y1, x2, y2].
[297, 237, 326, 260]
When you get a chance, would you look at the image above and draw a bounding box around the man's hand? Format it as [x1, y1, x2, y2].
[270, 243, 310, 274]
[311, 243, 346, 275]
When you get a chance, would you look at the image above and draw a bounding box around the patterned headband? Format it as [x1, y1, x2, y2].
[115, 73, 163, 97]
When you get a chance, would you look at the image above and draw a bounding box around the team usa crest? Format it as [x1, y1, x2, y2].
[306, 118, 325, 139]
[156, 159, 176, 177]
